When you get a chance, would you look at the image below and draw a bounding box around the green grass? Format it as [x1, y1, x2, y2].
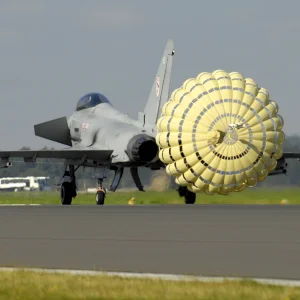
[0, 187, 299, 205]
[0, 270, 300, 300]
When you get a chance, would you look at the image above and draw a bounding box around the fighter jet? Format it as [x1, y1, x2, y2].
[0, 40, 175, 205]
[0, 39, 298, 205]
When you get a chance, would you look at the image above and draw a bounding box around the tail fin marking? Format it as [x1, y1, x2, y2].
[143, 39, 175, 126]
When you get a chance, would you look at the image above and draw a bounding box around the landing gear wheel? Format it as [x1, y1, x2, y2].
[96, 189, 106, 205]
[177, 186, 196, 204]
[60, 182, 73, 205]
[184, 190, 196, 204]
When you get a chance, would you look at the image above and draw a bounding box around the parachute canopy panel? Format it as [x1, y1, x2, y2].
[156, 70, 285, 195]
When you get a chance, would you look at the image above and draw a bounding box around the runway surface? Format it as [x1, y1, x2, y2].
[1, 205, 300, 279]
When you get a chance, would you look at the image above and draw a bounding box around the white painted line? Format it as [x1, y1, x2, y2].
[0, 204, 41, 206]
[1, 267, 300, 287]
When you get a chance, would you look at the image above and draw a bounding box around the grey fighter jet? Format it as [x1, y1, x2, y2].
[0, 40, 175, 205]
[0, 40, 298, 205]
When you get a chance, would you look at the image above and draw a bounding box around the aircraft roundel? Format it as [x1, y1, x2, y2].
[81, 122, 89, 130]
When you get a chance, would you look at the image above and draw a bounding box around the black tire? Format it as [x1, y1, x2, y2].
[60, 182, 73, 205]
[177, 186, 187, 197]
[185, 190, 196, 204]
[177, 186, 196, 204]
[96, 190, 105, 205]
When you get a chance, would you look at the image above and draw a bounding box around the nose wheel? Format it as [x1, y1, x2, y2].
[96, 178, 106, 205]
[96, 189, 106, 205]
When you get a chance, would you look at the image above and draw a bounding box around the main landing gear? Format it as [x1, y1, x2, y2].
[177, 186, 196, 204]
[59, 163, 196, 206]
[60, 164, 78, 205]
[59, 163, 144, 206]
[59, 163, 111, 206]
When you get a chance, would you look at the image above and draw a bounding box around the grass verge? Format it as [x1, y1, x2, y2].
[0, 187, 299, 205]
[0, 269, 300, 300]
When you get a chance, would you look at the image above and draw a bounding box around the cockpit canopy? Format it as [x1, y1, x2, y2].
[76, 93, 111, 111]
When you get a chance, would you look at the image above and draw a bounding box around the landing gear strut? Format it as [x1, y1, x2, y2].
[59, 163, 143, 206]
[60, 164, 77, 205]
[177, 186, 196, 204]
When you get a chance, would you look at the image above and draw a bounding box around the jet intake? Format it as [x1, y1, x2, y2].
[127, 134, 158, 164]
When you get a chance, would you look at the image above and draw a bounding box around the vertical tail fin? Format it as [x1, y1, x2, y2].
[143, 39, 175, 126]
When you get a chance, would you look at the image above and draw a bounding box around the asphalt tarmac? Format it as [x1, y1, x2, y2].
[0, 205, 300, 279]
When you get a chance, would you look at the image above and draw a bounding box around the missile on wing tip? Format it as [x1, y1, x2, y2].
[156, 70, 285, 195]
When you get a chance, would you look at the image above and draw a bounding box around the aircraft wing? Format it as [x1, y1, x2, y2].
[0, 149, 113, 163]
[282, 152, 300, 159]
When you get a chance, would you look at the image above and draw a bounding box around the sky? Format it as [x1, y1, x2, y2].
[0, 0, 299, 150]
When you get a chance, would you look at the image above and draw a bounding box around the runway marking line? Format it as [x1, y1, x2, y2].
[1, 267, 300, 287]
[0, 204, 41, 206]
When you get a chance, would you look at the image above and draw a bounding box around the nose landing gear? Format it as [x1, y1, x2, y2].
[96, 178, 106, 205]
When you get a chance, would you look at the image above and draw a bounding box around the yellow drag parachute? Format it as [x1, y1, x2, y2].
[156, 70, 285, 195]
